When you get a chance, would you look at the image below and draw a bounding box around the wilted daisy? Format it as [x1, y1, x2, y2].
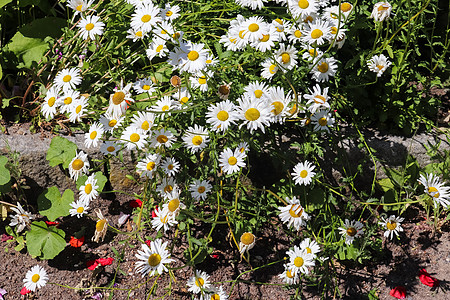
[219, 147, 247, 175]
[182, 125, 209, 154]
[276, 44, 298, 71]
[78, 15, 105, 40]
[311, 109, 335, 132]
[130, 3, 161, 32]
[289, 0, 319, 18]
[239, 232, 256, 254]
[237, 94, 272, 134]
[9, 202, 34, 233]
[304, 84, 330, 113]
[151, 207, 177, 232]
[79, 173, 99, 202]
[130, 110, 155, 132]
[69, 199, 90, 218]
[107, 82, 134, 118]
[187, 270, 211, 294]
[120, 127, 148, 150]
[292, 161, 316, 186]
[84, 122, 104, 148]
[69, 151, 89, 181]
[310, 57, 338, 82]
[92, 209, 108, 243]
[23, 265, 48, 292]
[189, 179, 212, 201]
[67, 0, 94, 15]
[135, 239, 174, 277]
[418, 173, 450, 208]
[278, 196, 310, 230]
[379, 215, 405, 239]
[150, 128, 175, 148]
[68, 96, 88, 123]
[136, 153, 161, 178]
[100, 141, 120, 156]
[206, 100, 239, 132]
[54, 67, 82, 91]
[161, 157, 180, 177]
[217, 82, 232, 100]
[299, 238, 320, 257]
[260, 58, 279, 80]
[161, 3, 181, 21]
[370, 2, 392, 22]
[133, 77, 155, 94]
[367, 54, 392, 77]
[99, 112, 124, 132]
[41, 86, 60, 119]
[287, 246, 315, 275]
[278, 264, 300, 285]
[339, 219, 364, 245]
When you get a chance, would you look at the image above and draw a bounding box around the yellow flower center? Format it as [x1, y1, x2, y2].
[168, 198, 180, 212]
[168, 164, 173, 170]
[161, 105, 170, 112]
[318, 117, 328, 126]
[141, 121, 150, 130]
[180, 96, 189, 104]
[260, 34, 270, 42]
[156, 45, 164, 53]
[228, 156, 237, 165]
[341, 3, 352, 12]
[85, 23, 94, 31]
[275, 18, 283, 25]
[106, 146, 115, 152]
[306, 247, 312, 254]
[157, 135, 168, 144]
[76, 105, 82, 114]
[254, 90, 263, 98]
[63, 75, 72, 82]
[85, 183, 92, 194]
[318, 62, 329, 73]
[272, 101, 284, 115]
[248, 23, 259, 32]
[239, 30, 246, 39]
[64, 96, 72, 105]
[197, 186, 206, 193]
[376, 65, 384, 71]
[314, 95, 326, 104]
[72, 159, 84, 170]
[141, 15, 151, 23]
[187, 50, 199, 61]
[286, 270, 294, 278]
[245, 108, 260, 121]
[269, 64, 277, 74]
[331, 26, 338, 35]
[378, 5, 389, 11]
[129, 133, 140, 143]
[112, 91, 125, 105]
[289, 205, 304, 218]
[428, 186, 440, 198]
[90, 131, 97, 140]
[160, 215, 168, 223]
[173, 32, 181, 39]
[305, 16, 313, 23]
[164, 185, 173, 193]
[195, 277, 205, 287]
[211, 294, 220, 300]
[294, 257, 304, 267]
[198, 76, 207, 85]
[148, 253, 161, 267]
[77, 207, 84, 213]
[241, 232, 254, 245]
[166, 10, 173, 17]
[96, 219, 107, 232]
[294, 30, 302, 38]
[281, 53, 290, 64]
[311, 29, 323, 39]
[76, 4, 83, 11]
[300, 170, 308, 178]
[48, 97, 56, 107]
[386, 221, 397, 230]
[346, 227, 357, 236]
[146, 161, 156, 171]
[31, 274, 40, 283]
[161, 29, 167, 35]
[192, 135, 203, 146]
[108, 119, 117, 127]
[136, 31, 143, 37]
[298, 0, 309, 9]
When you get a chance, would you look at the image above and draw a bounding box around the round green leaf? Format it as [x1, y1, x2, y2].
[37, 187, 74, 221]
[46, 136, 77, 168]
[0, 156, 11, 185]
[26, 221, 66, 260]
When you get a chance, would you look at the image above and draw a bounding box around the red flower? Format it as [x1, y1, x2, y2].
[87, 257, 114, 270]
[20, 287, 31, 295]
[129, 199, 142, 208]
[419, 269, 439, 287]
[69, 236, 85, 248]
[389, 286, 406, 299]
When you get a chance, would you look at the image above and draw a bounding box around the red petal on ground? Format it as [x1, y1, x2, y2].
[45, 221, 59, 227]
[129, 199, 142, 208]
[97, 257, 114, 266]
[86, 260, 99, 270]
[145, 240, 151, 247]
[389, 286, 406, 299]
[151, 206, 158, 218]
[20, 287, 31, 295]
[69, 236, 85, 248]
[1, 234, 13, 242]
[211, 254, 220, 259]
[419, 269, 440, 287]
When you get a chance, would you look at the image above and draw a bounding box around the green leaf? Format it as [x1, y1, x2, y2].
[377, 178, 394, 192]
[305, 187, 325, 212]
[26, 221, 66, 259]
[4, 32, 48, 68]
[385, 45, 394, 59]
[20, 17, 67, 40]
[46, 136, 77, 168]
[0, 0, 13, 9]
[0, 156, 11, 185]
[76, 171, 108, 192]
[37, 187, 74, 221]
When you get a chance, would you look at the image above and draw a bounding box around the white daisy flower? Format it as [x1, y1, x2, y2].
[287, 25, 304, 44]
[367, 54, 391, 77]
[79, 173, 99, 202]
[161, 157, 180, 177]
[151, 207, 177, 232]
[187, 270, 211, 294]
[179, 41, 209, 74]
[135, 239, 174, 277]
[251, 25, 279, 52]
[67, 0, 94, 16]
[236, 141, 249, 154]
[310, 57, 338, 82]
[278, 196, 310, 230]
[100, 141, 120, 156]
[84, 122, 104, 148]
[370, 2, 392, 22]
[120, 127, 148, 150]
[172, 86, 192, 106]
[41, 86, 60, 119]
[189, 179, 212, 201]
[244, 81, 270, 101]
[235, 0, 267, 10]
[107, 82, 134, 118]
[68, 95, 88, 123]
[219, 147, 246, 175]
[136, 153, 161, 178]
[130, 3, 161, 32]
[150, 128, 175, 148]
[199, 286, 228, 300]
[241, 16, 268, 42]
[304, 84, 330, 113]
[58, 89, 79, 114]
[302, 47, 323, 63]
[54, 67, 82, 92]
[286, 245, 315, 275]
[190, 71, 214, 92]
[288, 0, 319, 18]
[276, 43, 298, 71]
[260, 58, 279, 80]
[99, 112, 124, 132]
[152, 20, 174, 40]
[130, 110, 155, 132]
[182, 125, 209, 154]
[78, 15, 105, 40]
[126, 27, 148, 42]
[133, 77, 155, 94]
[268, 86, 291, 123]
[23, 265, 48, 292]
[156, 177, 178, 197]
[338, 2, 354, 20]
[161, 3, 181, 22]
[206, 99, 239, 132]
[146, 37, 169, 60]
[69, 199, 90, 218]
[162, 188, 186, 216]
[92, 209, 108, 243]
[237, 94, 272, 134]
[379, 215, 405, 239]
[205, 53, 219, 68]
[299, 238, 321, 257]
[278, 264, 300, 285]
[311, 109, 335, 132]
[9, 202, 34, 233]
[271, 18, 290, 41]
[418, 173, 450, 208]
[239, 232, 256, 254]
[150, 96, 178, 120]
[303, 19, 332, 46]
[339, 219, 364, 245]
[69, 151, 89, 181]
[292, 161, 316, 186]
